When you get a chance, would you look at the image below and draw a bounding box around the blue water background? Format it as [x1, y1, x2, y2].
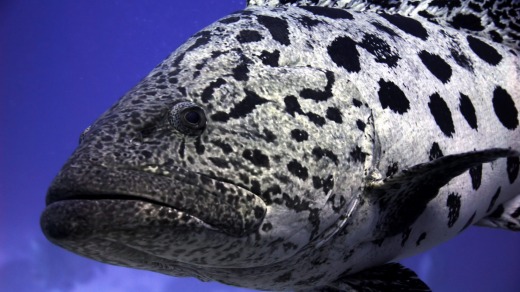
[1, 1, 519, 291]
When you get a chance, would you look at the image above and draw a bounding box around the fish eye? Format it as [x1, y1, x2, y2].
[169, 101, 207, 136]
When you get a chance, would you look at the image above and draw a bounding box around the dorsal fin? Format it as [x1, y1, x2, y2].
[246, 0, 520, 51]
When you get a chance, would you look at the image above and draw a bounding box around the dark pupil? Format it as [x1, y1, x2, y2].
[184, 110, 201, 124]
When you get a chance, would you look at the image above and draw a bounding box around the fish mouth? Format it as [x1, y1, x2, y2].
[41, 162, 267, 243]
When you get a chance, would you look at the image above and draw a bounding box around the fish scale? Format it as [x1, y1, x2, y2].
[41, 0, 519, 291]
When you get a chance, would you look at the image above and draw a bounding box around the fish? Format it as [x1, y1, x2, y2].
[40, 0, 520, 291]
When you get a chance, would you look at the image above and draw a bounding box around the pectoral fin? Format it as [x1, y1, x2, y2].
[297, 263, 430, 292]
[366, 148, 519, 238]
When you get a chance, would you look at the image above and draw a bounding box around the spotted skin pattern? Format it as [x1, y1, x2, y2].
[41, 0, 520, 291]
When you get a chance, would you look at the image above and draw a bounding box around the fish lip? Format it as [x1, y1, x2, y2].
[41, 199, 203, 241]
[43, 162, 266, 238]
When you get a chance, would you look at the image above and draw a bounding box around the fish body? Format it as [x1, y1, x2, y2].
[41, 0, 520, 291]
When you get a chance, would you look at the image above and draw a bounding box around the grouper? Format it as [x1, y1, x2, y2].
[41, 0, 520, 290]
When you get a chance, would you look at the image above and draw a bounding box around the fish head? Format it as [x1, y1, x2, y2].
[41, 8, 373, 278]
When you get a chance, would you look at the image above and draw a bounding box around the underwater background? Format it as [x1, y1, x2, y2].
[1, 0, 519, 291]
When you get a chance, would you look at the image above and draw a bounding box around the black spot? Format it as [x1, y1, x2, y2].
[201, 78, 226, 103]
[380, 13, 428, 40]
[187, 31, 211, 50]
[220, 16, 240, 24]
[450, 49, 474, 71]
[352, 98, 363, 107]
[262, 129, 277, 143]
[386, 162, 399, 177]
[416, 232, 427, 246]
[430, 0, 462, 9]
[236, 30, 263, 43]
[350, 146, 367, 163]
[356, 119, 366, 131]
[459, 211, 476, 232]
[490, 204, 504, 218]
[282, 241, 299, 252]
[312, 147, 339, 165]
[261, 184, 281, 205]
[212, 140, 233, 154]
[298, 15, 322, 28]
[250, 180, 261, 196]
[467, 35, 503, 65]
[300, 71, 335, 102]
[459, 93, 478, 130]
[489, 30, 503, 43]
[418, 10, 434, 19]
[283, 96, 326, 126]
[450, 13, 485, 31]
[469, 164, 482, 190]
[209, 111, 229, 122]
[306, 112, 326, 127]
[243, 149, 270, 168]
[487, 187, 501, 213]
[211, 51, 224, 58]
[256, 208, 267, 223]
[512, 206, 520, 218]
[418, 51, 452, 83]
[236, 10, 253, 16]
[141, 150, 152, 159]
[312, 175, 335, 195]
[429, 142, 444, 161]
[280, 192, 313, 212]
[371, 21, 399, 37]
[300, 6, 353, 20]
[492, 86, 518, 130]
[326, 107, 343, 123]
[209, 157, 229, 169]
[447, 193, 461, 228]
[260, 50, 280, 67]
[287, 160, 308, 181]
[178, 140, 185, 158]
[327, 36, 361, 73]
[322, 175, 334, 194]
[327, 193, 346, 213]
[233, 62, 249, 81]
[378, 79, 410, 114]
[194, 136, 205, 155]
[507, 156, 519, 184]
[177, 86, 187, 96]
[261, 222, 273, 232]
[284, 95, 303, 117]
[401, 227, 411, 247]
[290, 129, 309, 142]
[257, 15, 290, 46]
[359, 33, 400, 67]
[312, 176, 322, 189]
[428, 93, 455, 137]
[211, 90, 269, 122]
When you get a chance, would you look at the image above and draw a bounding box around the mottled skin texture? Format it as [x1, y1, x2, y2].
[248, 0, 520, 50]
[41, 1, 520, 291]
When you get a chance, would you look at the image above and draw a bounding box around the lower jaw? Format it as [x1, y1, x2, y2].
[40, 199, 210, 242]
